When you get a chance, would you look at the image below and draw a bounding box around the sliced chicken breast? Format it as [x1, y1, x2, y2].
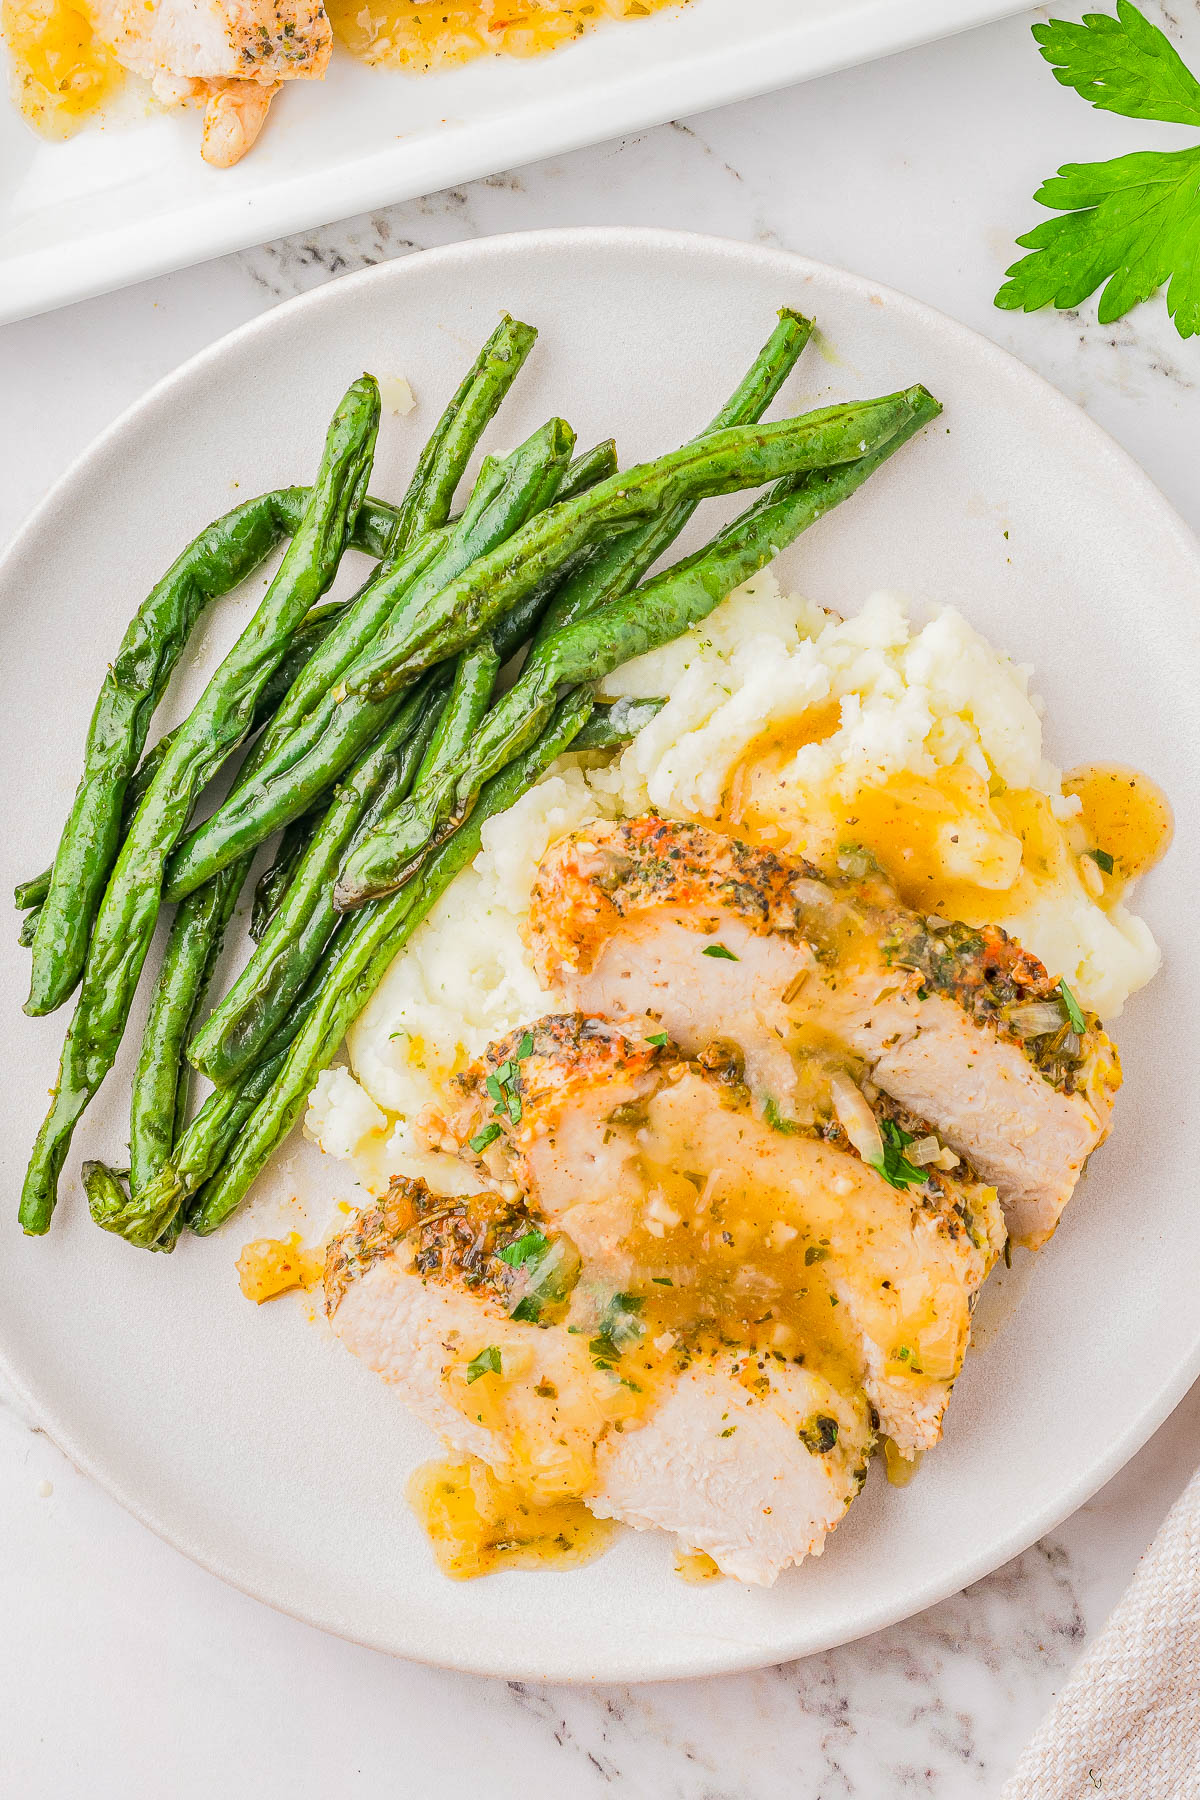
[325, 1176, 871, 1584]
[589, 1352, 870, 1586]
[528, 818, 1120, 1248]
[446, 1015, 1004, 1456]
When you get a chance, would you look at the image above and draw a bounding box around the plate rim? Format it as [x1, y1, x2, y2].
[1, 0, 1030, 325]
[2, 225, 1199, 1681]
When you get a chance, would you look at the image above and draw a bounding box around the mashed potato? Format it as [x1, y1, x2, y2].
[309, 575, 1161, 1149]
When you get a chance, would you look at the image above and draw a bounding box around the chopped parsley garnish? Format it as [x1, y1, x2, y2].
[468, 1122, 502, 1154]
[645, 1031, 669, 1047]
[870, 1119, 928, 1192]
[1089, 847, 1115, 874]
[465, 1345, 502, 1383]
[589, 1292, 646, 1364]
[484, 1032, 535, 1127]
[702, 943, 738, 961]
[502, 1231, 581, 1326]
[497, 1229, 550, 1269]
[1059, 978, 1087, 1034]
[797, 1414, 840, 1455]
[651, 1275, 674, 1286]
[804, 1244, 830, 1266]
[498, 1229, 554, 1322]
[763, 1096, 801, 1136]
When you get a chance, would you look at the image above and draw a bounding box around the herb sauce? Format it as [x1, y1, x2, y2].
[408, 1454, 613, 1579]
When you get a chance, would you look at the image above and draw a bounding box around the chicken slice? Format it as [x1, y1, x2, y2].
[325, 1176, 872, 1584]
[446, 1016, 1004, 1457]
[589, 1353, 870, 1586]
[87, 0, 329, 161]
[528, 818, 1121, 1248]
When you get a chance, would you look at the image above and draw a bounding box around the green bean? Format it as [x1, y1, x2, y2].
[23, 485, 313, 1017]
[162, 418, 576, 902]
[209, 319, 538, 779]
[249, 811, 321, 943]
[185, 443, 609, 1082]
[87, 925, 344, 1249]
[188, 673, 450, 1086]
[557, 440, 619, 501]
[332, 320, 802, 893]
[20, 375, 381, 1236]
[23, 478, 395, 1016]
[129, 858, 247, 1194]
[384, 316, 538, 550]
[346, 390, 925, 705]
[20, 322, 532, 1002]
[14, 873, 48, 913]
[16, 599, 351, 940]
[398, 313, 807, 887]
[534, 308, 812, 644]
[334, 388, 941, 907]
[189, 687, 596, 1237]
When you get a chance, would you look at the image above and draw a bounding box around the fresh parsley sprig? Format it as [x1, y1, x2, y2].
[996, 1, 1200, 338]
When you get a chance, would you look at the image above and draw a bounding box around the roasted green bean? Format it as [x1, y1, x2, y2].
[190, 687, 596, 1237]
[189, 673, 450, 1086]
[534, 308, 812, 644]
[129, 859, 248, 1194]
[20, 374, 381, 1235]
[345, 390, 924, 704]
[335, 388, 941, 906]
[162, 418, 576, 901]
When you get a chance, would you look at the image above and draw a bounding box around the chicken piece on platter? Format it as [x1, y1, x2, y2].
[86, 0, 330, 162]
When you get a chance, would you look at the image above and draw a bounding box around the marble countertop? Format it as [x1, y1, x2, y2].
[3, 5, 1199, 1792]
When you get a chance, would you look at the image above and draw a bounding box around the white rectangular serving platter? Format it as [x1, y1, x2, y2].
[0, 0, 1029, 324]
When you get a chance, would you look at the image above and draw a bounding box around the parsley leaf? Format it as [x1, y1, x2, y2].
[996, 3, 1200, 337]
[590, 1292, 646, 1363]
[763, 1096, 801, 1136]
[485, 1036, 534, 1128]
[870, 1119, 928, 1192]
[645, 1031, 669, 1047]
[797, 1413, 840, 1455]
[1089, 847, 1116, 874]
[465, 1345, 502, 1383]
[468, 1122, 502, 1154]
[702, 943, 738, 961]
[1033, 0, 1200, 124]
[497, 1229, 550, 1269]
[1059, 978, 1087, 1033]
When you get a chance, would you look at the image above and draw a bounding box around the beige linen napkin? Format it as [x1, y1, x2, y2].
[1000, 1467, 1200, 1798]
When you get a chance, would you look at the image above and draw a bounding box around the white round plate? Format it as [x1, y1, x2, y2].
[2, 229, 1197, 1683]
